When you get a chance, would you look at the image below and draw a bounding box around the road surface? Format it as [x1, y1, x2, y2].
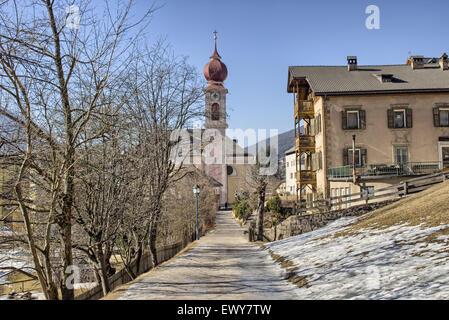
[110, 211, 299, 300]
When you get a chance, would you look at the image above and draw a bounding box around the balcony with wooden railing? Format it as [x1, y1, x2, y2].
[295, 100, 314, 119]
[295, 135, 315, 153]
[296, 170, 317, 185]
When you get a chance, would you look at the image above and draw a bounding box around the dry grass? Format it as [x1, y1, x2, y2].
[333, 181, 449, 239]
[267, 249, 310, 289]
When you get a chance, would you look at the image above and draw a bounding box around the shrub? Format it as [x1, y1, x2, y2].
[266, 195, 282, 214]
[233, 199, 250, 220]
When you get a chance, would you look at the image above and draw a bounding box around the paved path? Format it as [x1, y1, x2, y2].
[113, 211, 299, 300]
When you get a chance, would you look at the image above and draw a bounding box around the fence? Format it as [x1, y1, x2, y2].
[75, 234, 195, 300]
[295, 170, 449, 215]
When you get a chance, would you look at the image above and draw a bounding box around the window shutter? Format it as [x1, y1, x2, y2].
[433, 107, 440, 127]
[319, 151, 323, 170]
[341, 111, 347, 130]
[387, 109, 394, 128]
[361, 148, 367, 166]
[359, 110, 366, 129]
[343, 148, 349, 166]
[406, 109, 413, 128]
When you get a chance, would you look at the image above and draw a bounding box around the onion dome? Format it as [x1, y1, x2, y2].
[203, 33, 228, 84]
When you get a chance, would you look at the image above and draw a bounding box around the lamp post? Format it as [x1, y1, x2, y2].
[193, 184, 200, 240]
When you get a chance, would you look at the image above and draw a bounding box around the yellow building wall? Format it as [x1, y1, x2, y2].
[227, 162, 250, 204]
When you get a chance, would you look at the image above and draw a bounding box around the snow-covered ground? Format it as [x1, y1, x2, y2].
[265, 217, 449, 299]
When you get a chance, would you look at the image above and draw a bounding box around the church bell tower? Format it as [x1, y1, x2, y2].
[203, 32, 229, 207]
[203, 31, 228, 133]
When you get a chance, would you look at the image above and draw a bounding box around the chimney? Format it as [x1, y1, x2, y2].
[347, 56, 357, 71]
[440, 53, 448, 70]
[410, 56, 424, 70]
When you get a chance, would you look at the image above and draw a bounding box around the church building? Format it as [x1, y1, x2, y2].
[201, 34, 253, 207]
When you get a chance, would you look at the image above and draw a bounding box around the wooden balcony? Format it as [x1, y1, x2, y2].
[295, 135, 315, 153]
[295, 100, 314, 119]
[296, 170, 317, 185]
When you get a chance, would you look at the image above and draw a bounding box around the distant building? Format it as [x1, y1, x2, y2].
[288, 54, 449, 202]
[284, 147, 305, 196]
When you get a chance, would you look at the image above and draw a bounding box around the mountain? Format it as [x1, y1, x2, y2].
[244, 128, 297, 179]
[245, 128, 296, 161]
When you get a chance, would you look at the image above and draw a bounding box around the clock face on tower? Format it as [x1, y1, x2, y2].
[211, 92, 220, 101]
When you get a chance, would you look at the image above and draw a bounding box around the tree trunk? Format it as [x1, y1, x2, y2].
[95, 243, 111, 296]
[149, 224, 158, 268]
[256, 192, 265, 241]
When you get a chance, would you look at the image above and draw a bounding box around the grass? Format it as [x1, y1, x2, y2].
[332, 180, 449, 239]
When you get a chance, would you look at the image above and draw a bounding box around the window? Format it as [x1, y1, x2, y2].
[343, 147, 367, 167]
[388, 107, 412, 129]
[348, 149, 361, 166]
[342, 109, 365, 130]
[441, 109, 449, 126]
[211, 103, 220, 121]
[434, 107, 449, 127]
[286, 162, 289, 167]
[290, 173, 293, 179]
[394, 109, 406, 128]
[347, 111, 360, 129]
[394, 146, 408, 165]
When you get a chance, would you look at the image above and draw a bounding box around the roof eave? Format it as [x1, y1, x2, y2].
[314, 88, 449, 96]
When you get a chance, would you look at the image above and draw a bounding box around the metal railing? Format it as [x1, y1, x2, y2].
[328, 162, 444, 179]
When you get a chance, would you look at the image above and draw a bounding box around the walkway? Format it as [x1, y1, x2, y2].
[110, 211, 299, 300]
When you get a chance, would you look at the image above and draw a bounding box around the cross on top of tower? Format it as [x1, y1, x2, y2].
[213, 30, 218, 41]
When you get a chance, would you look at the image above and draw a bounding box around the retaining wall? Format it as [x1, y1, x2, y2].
[262, 199, 398, 242]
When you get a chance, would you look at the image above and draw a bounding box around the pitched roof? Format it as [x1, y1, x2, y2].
[285, 147, 295, 155]
[287, 63, 449, 95]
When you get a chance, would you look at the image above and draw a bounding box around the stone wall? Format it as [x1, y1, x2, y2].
[261, 199, 398, 242]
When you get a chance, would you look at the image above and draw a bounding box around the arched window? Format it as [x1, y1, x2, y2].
[211, 103, 220, 121]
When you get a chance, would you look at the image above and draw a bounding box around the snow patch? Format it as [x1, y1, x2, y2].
[266, 218, 449, 299]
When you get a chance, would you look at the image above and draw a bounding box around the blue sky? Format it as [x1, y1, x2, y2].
[135, 0, 449, 135]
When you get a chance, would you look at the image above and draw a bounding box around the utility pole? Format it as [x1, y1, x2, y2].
[352, 134, 357, 184]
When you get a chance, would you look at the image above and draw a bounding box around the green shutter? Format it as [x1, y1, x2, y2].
[387, 109, 394, 128]
[359, 109, 366, 129]
[406, 109, 413, 128]
[433, 107, 440, 127]
[341, 111, 347, 130]
[343, 148, 349, 166]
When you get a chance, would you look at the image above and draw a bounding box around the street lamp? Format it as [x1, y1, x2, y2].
[193, 184, 200, 240]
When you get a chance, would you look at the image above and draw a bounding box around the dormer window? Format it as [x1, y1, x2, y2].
[374, 73, 394, 83]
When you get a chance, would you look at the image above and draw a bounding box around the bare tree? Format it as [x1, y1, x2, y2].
[0, 0, 153, 299]
[117, 40, 204, 270]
